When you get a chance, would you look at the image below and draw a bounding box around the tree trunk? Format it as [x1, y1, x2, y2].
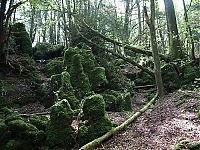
[182, 0, 195, 60]
[144, 0, 164, 98]
[123, 0, 131, 43]
[29, 5, 36, 43]
[136, 0, 142, 45]
[164, 0, 182, 59]
[0, 0, 8, 63]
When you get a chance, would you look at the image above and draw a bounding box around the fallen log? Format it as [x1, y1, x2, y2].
[76, 28, 154, 77]
[81, 20, 169, 62]
[79, 93, 158, 150]
[133, 84, 156, 89]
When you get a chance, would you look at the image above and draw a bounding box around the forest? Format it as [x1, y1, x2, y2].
[0, 0, 200, 149]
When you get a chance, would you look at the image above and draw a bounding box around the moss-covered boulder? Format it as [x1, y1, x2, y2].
[46, 99, 74, 148]
[69, 54, 91, 99]
[58, 71, 79, 109]
[33, 42, 64, 60]
[45, 58, 63, 77]
[102, 90, 132, 112]
[134, 71, 154, 86]
[105, 63, 134, 92]
[63, 47, 96, 75]
[0, 119, 6, 135]
[90, 67, 108, 91]
[78, 116, 112, 146]
[11, 23, 32, 56]
[182, 62, 199, 84]
[83, 94, 105, 121]
[50, 74, 62, 92]
[29, 115, 48, 131]
[161, 64, 181, 92]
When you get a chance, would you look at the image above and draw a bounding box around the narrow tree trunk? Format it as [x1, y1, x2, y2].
[29, 5, 36, 43]
[42, 11, 48, 42]
[0, 0, 8, 63]
[136, 0, 142, 45]
[182, 0, 195, 59]
[144, 0, 164, 98]
[123, 0, 131, 43]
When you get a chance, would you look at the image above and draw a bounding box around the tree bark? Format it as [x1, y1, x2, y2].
[164, 0, 182, 59]
[0, 0, 8, 63]
[147, 0, 164, 98]
[182, 0, 195, 60]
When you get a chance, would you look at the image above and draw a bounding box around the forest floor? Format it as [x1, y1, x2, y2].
[95, 90, 200, 150]
[2, 62, 200, 150]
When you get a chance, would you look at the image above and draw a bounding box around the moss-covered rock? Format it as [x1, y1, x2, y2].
[69, 54, 91, 99]
[33, 42, 64, 60]
[83, 94, 105, 120]
[0, 119, 6, 135]
[161, 64, 181, 92]
[29, 115, 48, 131]
[105, 63, 134, 92]
[90, 67, 108, 90]
[102, 94, 118, 111]
[134, 72, 154, 86]
[46, 99, 74, 148]
[45, 58, 63, 77]
[58, 71, 79, 109]
[102, 90, 132, 112]
[182, 62, 199, 84]
[50, 74, 62, 92]
[11, 23, 32, 56]
[78, 116, 112, 146]
[3, 139, 21, 150]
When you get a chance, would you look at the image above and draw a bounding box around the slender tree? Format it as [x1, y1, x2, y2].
[182, 0, 195, 59]
[144, 0, 164, 98]
[164, 0, 182, 59]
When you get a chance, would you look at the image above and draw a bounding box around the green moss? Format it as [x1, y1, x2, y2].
[46, 99, 74, 148]
[83, 94, 105, 120]
[90, 67, 108, 90]
[33, 42, 64, 60]
[45, 58, 63, 77]
[69, 54, 91, 99]
[50, 74, 62, 92]
[182, 63, 199, 84]
[8, 119, 38, 133]
[78, 116, 112, 146]
[102, 90, 132, 112]
[105, 63, 134, 92]
[102, 94, 117, 111]
[0, 119, 6, 135]
[3, 139, 21, 150]
[58, 71, 79, 109]
[134, 72, 154, 86]
[12, 23, 32, 56]
[29, 115, 48, 131]
[161, 64, 181, 92]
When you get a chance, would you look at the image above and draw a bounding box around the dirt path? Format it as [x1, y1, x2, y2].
[95, 90, 200, 150]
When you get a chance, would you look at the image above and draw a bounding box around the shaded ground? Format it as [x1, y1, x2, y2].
[96, 90, 200, 150]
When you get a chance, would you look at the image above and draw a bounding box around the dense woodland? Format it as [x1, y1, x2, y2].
[0, 0, 200, 149]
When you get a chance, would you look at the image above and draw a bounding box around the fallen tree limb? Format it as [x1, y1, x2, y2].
[133, 84, 156, 89]
[79, 93, 158, 150]
[81, 20, 169, 62]
[76, 28, 154, 77]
